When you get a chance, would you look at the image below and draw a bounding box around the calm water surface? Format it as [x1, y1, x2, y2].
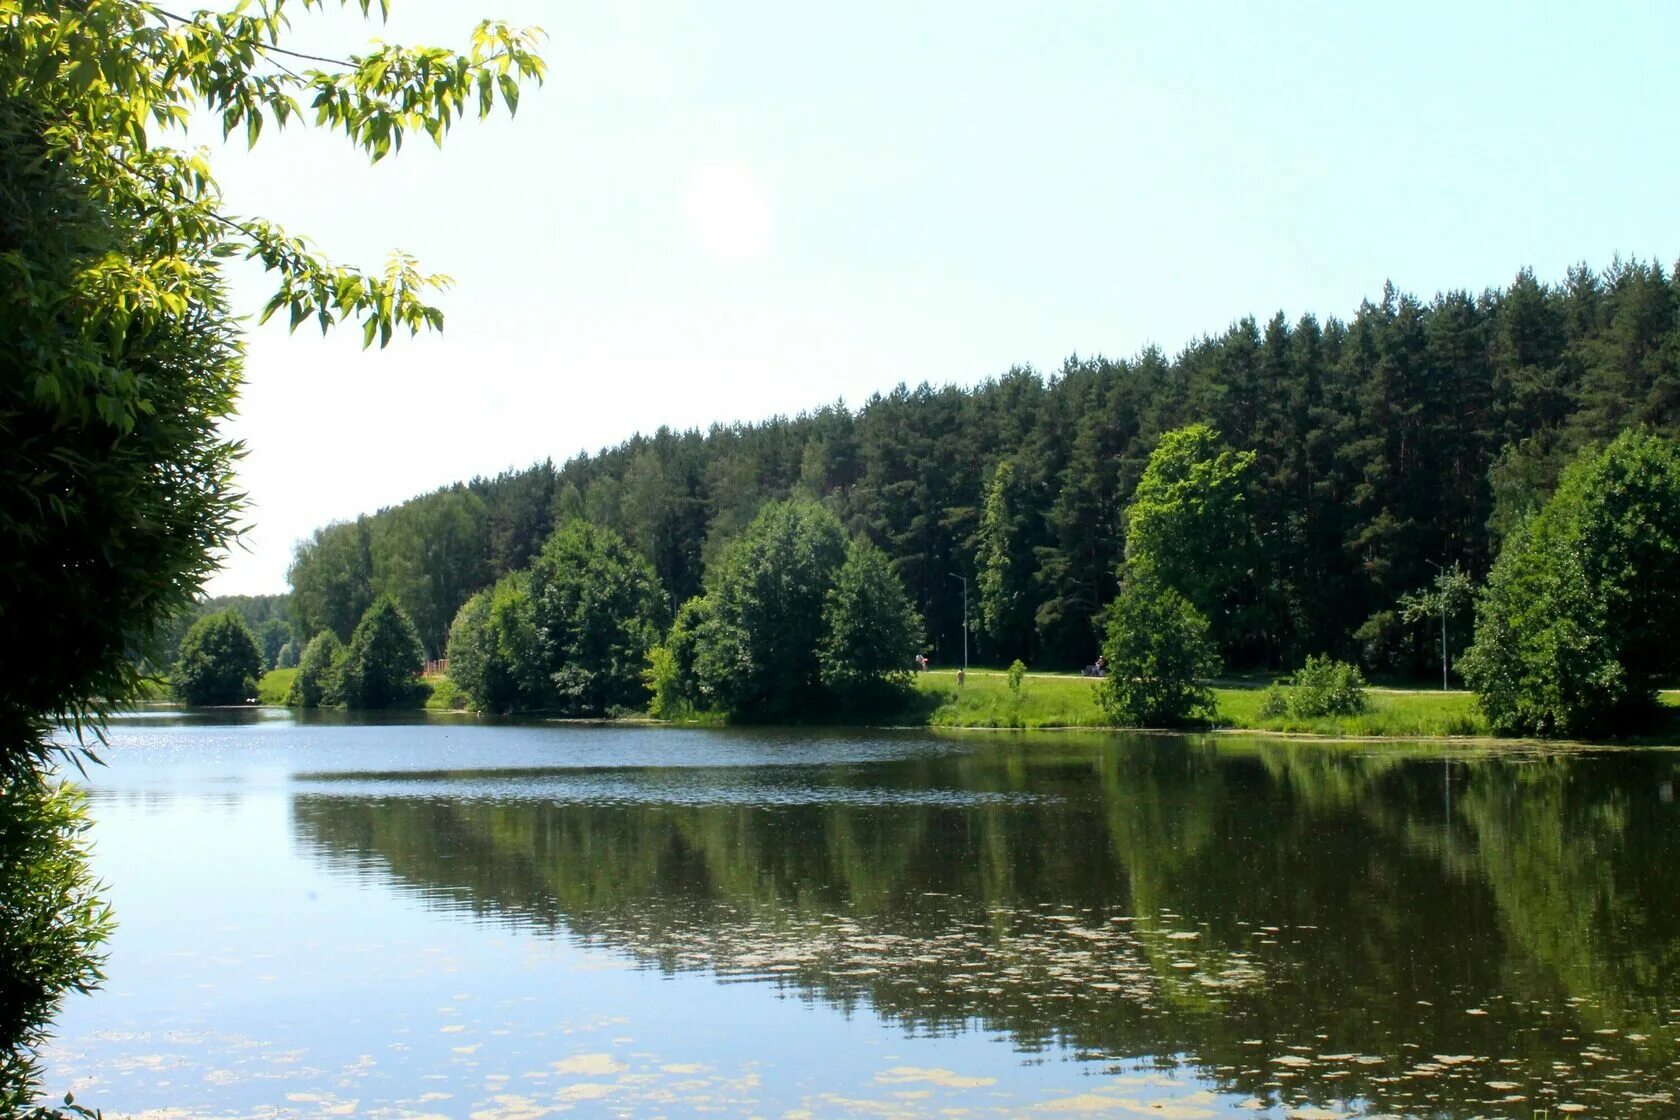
[40, 710, 1680, 1118]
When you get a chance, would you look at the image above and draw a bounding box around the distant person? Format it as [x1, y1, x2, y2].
[957, 667, 965, 687]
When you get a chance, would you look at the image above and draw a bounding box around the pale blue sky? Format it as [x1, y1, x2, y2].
[206, 0, 1680, 594]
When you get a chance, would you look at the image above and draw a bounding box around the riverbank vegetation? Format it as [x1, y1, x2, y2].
[285, 599, 429, 711]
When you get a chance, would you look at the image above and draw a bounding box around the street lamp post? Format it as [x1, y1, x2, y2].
[949, 573, 969, 676]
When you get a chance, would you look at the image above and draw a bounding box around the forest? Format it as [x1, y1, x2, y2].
[285, 259, 1680, 681]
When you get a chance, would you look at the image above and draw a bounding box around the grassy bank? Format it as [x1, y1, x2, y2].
[253, 667, 464, 711]
[422, 674, 467, 711]
[912, 669, 1108, 728]
[909, 669, 1492, 737]
[261, 666, 1678, 742]
[1214, 683, 1488, 737]
[257, 668, 296, 705]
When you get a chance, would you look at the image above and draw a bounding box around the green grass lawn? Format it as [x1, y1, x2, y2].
[908, 668, 1493, 737]
[1214, 682, 1488, 737]
[256, 667, 466, 710]
[256, 668, 296, 705]
[422, 674, 467, 711]
[910, 669, 1108, 728]
[263, 666, 1680, 740]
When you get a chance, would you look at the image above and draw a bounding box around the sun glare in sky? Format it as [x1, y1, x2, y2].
[684, 160, 774, 263]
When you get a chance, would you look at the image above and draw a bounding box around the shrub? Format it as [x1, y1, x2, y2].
[1007, 660, 1027, 697]
[1286, 655, 1368, 717]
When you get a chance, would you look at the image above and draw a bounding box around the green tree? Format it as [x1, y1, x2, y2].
[369, 488, 489, 657]
[0, 7, 543, 1109]
[1461, 429, 1680, 737]
[1035, 410, 1122, 667]
[646, 595, 719, 719]
[445, 571, 548, 714]
[341, 594, 426, 708]
[1124, 424, 1259, 660]
[0, 774, 112, 1116]
[170, 609, 262, 705]
[819, 537, 924, 700]
[256, 618, 293, 670]
[693, 500, 848, 719]
[288, 519, 375, 645]
[1, 3, 542, 772]
[977, 459, 1035, 663]
[529, 521, 668, 716]
[1397, 562, 1474, 687]
[1097, 565, 1218, 727]
[289, 631, 347, 709]
[443, 590, 496, 710]
[340, 598, 426, 710]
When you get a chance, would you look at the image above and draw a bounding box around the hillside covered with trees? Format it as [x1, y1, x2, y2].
[288, 260, 1680, 682]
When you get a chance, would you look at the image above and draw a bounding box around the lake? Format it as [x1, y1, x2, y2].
[38, 710, 1680, 1118]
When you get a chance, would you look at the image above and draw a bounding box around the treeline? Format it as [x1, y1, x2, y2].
[445, 505, 921, 718]
[288, 259, 1680, 677]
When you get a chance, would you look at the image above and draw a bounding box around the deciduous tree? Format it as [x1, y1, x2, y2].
[1124, 424, 1258, 659]
[289, 631, 346, 709]
[341, 598, 426, 710]
[820, 538, 924, 700]
[1, 1, 543, 770]
[1461, 429, 1680, 736]
[529, 521, 667, 716]
[170, 609, 262, 706]
[1097, 565, 1218, 728]
[684, 500, 848, 719]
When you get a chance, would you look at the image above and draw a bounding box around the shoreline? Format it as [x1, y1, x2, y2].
[225, 667, 1680, 748]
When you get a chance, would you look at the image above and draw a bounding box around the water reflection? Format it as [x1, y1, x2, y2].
[289, 734, 1680, 1117]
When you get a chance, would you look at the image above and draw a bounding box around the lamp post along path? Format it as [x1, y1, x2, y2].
[950, 573, 969, 681]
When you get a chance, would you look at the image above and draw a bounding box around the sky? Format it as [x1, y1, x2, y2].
[204, 0, 1680, 595]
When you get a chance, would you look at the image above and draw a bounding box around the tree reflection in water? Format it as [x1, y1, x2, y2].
[292, 735, 1680, 1117]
